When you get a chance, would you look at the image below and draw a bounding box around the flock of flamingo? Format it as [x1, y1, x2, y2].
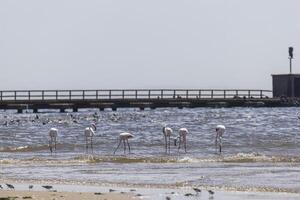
[48, 124, 226, 154]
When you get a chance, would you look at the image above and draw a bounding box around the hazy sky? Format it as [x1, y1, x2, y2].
[1, 0, 300, 90]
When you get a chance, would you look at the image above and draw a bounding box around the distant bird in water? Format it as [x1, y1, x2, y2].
[84, 123, 97, 153]
[215, 125, 226, 153]
[6, 183, 15, 190]
[208, 190, 215, 195]
[29, 185, 33, 190]
[42, 185, 53, 190]
[162, 126, 173, 154]
[49, 128, 58, 154]
[184, 193, 193, 197]
[193, 187, 201, 194]
[113, 132, 134, 154]
[176, 128, 189, 153]
[166, 196, 171, 200]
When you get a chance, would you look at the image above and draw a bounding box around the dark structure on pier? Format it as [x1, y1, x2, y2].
[272, 74, 300, 97]
[272, 46, 300, 97]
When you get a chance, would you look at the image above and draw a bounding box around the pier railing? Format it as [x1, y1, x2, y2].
[0, 89, 272, 101]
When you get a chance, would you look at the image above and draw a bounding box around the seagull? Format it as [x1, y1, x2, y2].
[42, 185, 53, 190]
[6, 183, 15, 190]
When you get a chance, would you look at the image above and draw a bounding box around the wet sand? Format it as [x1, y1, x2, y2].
[0, 190, 133, 200]
[1, 181, 300, 200]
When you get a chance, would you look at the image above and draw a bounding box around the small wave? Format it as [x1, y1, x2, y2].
[222, 152, 300, 163]
[0, 143, 75, 152]
[0, 145, 49, 152]
[73, 155, 181, 164]
[2, 153, 300, 166]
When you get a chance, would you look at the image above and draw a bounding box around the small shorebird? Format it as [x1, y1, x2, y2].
[6, 183, 15, 190]
[162, 126, 173, 154]
[193, 187, 201, 194]
[113, 132, 134, 154]
[42, 185, 53, 190]
[109, 189, 116, 192]
[84, 123, 97, 153]
[49, 128, 58, 154]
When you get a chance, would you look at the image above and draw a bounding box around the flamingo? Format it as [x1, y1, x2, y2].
[162, 126, 173, 154]
[113, 132, 134, 154]
[215, 125, 225, 153]
[48, 128, 58, 154]
[177, 128, 189, 153]
[84, 123, 96, 153]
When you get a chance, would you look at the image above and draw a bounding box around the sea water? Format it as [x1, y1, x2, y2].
[1, 107, 300, 193]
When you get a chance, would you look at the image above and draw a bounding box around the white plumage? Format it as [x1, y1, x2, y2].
[48, 128, 58, 154]
[162, 126, 173, 154]
[85, 123, 96, 153]
[177, 128, 189, 153]
[113, 132, 134, 154]
[215, 125, 226, 153]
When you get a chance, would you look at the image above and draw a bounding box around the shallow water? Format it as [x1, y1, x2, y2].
[1, 107, 300, 193]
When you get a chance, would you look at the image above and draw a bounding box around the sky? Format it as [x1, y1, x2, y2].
[0, 0, 300, 90]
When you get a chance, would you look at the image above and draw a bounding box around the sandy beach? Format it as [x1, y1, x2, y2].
[0, 190, 133, 200]
[1, 181, 300, 200]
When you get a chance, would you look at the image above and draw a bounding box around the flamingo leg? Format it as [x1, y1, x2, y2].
[127, 139, 131, 153]
[164, 135, 167, 153]
[178, 136, 181, 151]
[219, 137, 222, 154]
[49, 138, 53, 154]
[54, 137, 57, 153]
[183, 136, 187, 153]
[168, 135, 171, 154]
[85, 136, 88, 153]
[123, 139, 126, 154]
[91, 136, 93, 153]
[113, 139, 122, 154]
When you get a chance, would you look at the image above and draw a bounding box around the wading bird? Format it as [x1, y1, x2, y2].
[162, 126, 173, 154]
[113, 132, 134, 154]
[42, 185, 53, 190]
[49, 128, 58, 154]
[215, 125, 225, 153]
[177, 128, 189, 153]
[6, 183, 15, 190]
[84, 123, 97, 153]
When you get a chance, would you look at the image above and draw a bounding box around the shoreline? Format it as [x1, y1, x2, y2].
[1, 180, 300, 200]
[0, 190, 134, 200]
[1, 177, 300, 194]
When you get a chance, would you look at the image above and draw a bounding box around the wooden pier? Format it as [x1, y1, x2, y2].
[0, 89, 295, 113]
